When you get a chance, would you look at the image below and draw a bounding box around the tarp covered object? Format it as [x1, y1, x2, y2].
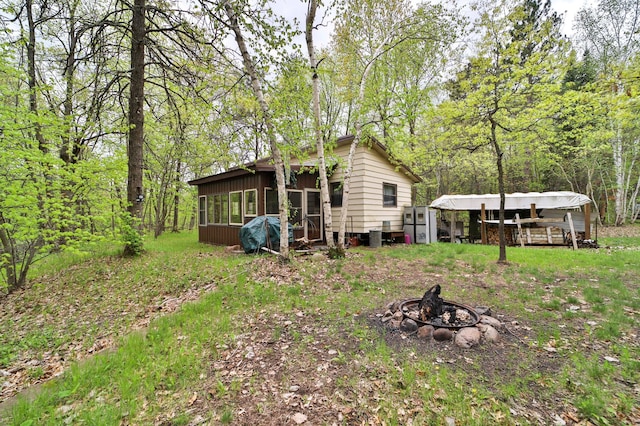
[429, 191, 591, 211]
[239, 216, 294, 254]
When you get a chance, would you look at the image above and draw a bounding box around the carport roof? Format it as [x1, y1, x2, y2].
[429, 191, 591, 211]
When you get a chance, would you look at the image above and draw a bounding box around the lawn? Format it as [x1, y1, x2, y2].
[1, 229, 639, 425]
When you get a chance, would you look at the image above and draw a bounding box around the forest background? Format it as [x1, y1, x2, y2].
[1, 0, 639, 294]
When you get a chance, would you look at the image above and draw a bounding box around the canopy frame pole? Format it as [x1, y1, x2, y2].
[567, 212, 578, 250]
[481, 203, 487, 244]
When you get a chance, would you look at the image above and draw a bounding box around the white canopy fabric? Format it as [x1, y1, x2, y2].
[429, 191, 591, 211]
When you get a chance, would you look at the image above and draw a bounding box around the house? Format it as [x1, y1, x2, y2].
[188, 135, 421, 246]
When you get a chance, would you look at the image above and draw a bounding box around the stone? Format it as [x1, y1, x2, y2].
[311, 252, 325, 261]
[390, 300, 403, 312]
[433, 328, 454, 342]
[455, 327, 481, 348]
[292, 412, 308, 424]
[480, 315, 503, 331]
[417, 325, 435, 339]
[474, 306, 492, 316]
[388, 319, 401, 329]
[401, 318, 418, 332]
[482, 325, 500, 343]
[392, 311, 404, 321]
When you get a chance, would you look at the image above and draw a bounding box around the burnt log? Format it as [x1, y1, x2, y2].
[418, 284, 443, 321]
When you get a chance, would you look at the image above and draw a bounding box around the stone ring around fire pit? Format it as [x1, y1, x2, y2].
[399, 299, 480, 330]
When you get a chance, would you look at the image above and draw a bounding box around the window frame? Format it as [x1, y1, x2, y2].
[330, 182, 343, 207]
[287, 189, 304, 229]
[198, 196, 207, 226]
[264, 188, 279, 215]
[229, 191, 243, 225]
[264, 188, 305, 230]
[244, 189, 258, 217]
[382, 183, 397, 208]
[207, 195, 215, 224]
[213, 193, 229, 224]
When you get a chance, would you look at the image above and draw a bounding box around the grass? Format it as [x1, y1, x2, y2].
[1, 230, 639, 425]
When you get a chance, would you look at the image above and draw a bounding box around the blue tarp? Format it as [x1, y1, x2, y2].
[239, 216, 294, 254]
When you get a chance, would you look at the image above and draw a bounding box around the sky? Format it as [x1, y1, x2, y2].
[275, 0, 596, 47]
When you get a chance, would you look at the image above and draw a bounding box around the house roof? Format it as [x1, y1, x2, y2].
[333, 135, 421, 183]
[429, 191, 591, 211]
[187, 158, 295, 186]
[188, 135, 421, 186]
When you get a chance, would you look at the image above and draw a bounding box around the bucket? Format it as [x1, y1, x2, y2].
[404, 234, 411, 244]
[382, 221, 391, 232]
[369, 230, 382, 248]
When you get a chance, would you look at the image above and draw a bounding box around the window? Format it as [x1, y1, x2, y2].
[383, 183, 397, 207]
[213, 194, 229, 224]
[330, 182, 343, 207]
[288, 190, 303, 228]
[198, 196, 207, 226]
[264, 188, 304, 228]
[229, 191, 243, 225]
[265, 188, 279, 215]
[244, 189, 257, 217]
[207, 195, 215, 224]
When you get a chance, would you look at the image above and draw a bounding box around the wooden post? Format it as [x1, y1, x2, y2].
[567, 212, 578, 250]
[530, 203, 537, 219]
[481, 203, 487, 244]
[585, 204, 591, 240]
[450, 211, 456, 243]
[515, 213, 524, 247]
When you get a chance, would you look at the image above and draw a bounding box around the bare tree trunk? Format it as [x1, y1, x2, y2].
[60, 0, 79, 164]
[305, 0, 335, 250]
[224, 1, 289, 259]
[612, 119, 626, 226]
[490, 119, 507, 264]
[0, 214, 19, 292]
[26, 0, 47, 153]
[173, 161, 181, 232]
[336, 37, 392, 249]
[124, 0, 146, 255]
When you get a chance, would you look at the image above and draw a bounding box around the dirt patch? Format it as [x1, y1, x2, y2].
[2, 239, 639, 425]
[597, 224, 640, 238]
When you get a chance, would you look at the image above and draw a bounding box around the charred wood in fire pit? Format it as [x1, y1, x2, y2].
[441, 307, 457, 324]
[418, 284, 443, 321]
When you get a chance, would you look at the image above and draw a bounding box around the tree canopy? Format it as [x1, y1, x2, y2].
[1, 0, 639, 292]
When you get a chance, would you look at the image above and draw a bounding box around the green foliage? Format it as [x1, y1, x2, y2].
[439, 0, 568, 194]
[119, 212, 144, 257]
[327, 245, 346, 259]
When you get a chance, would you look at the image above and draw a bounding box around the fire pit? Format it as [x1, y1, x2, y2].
[399, 299, 480, 330]
[378, 285, 503, 348]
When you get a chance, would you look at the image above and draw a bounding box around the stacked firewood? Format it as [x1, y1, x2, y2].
[486, 225, 514, 245]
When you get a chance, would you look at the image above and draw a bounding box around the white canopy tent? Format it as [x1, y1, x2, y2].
[429, 192, 593, 247]
[429, 191, 591, 211]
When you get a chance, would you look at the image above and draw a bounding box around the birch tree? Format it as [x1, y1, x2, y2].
[575, 0, 640, 225]
[332, 0, 461, 249]
[197, 0, 295, 259]
[305, 0, 338, 252]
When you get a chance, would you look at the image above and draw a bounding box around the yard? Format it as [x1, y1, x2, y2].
[1, 228, 639, 425]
